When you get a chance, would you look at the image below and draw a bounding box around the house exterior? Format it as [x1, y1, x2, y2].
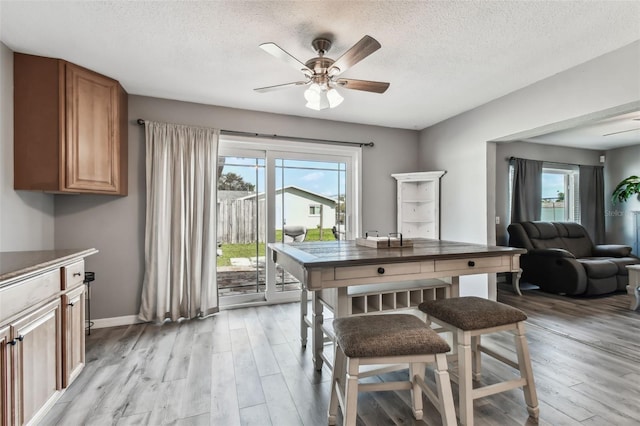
[238, 185, 338, 230]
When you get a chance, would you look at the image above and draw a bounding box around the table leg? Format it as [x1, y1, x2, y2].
[512, 269, 523, 296]
[450, 276, 460, 298]
[312, 291, 324, 371]
[300, 288, 308, 347]
[627, 285, 640, 311]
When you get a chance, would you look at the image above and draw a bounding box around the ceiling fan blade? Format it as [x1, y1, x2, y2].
[254, 81, 309, 93]
[329, 35, 381, 76]
[335, 78, 390, 93]
[603, 127, 640, 137]
[259, 42, 312, 75]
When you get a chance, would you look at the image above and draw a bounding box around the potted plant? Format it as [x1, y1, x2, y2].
[612, 175, 640, 203]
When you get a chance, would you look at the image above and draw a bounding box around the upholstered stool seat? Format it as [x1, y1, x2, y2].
[329, 314, 456, 426]
[419, 297, 539, 426]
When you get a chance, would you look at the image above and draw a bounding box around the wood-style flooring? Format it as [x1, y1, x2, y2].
[41, 287, 640, 425]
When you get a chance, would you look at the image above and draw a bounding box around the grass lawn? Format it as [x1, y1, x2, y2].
[217, 228, 336, 266]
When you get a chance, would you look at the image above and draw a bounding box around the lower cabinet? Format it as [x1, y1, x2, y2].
[62, 285, 85, 387]
[0, 253, 93, 426]
[1, 325, 11, 426]
[11, 299, 62, 425]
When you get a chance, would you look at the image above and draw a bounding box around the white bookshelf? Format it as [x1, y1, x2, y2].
[392, 171, 445, 239]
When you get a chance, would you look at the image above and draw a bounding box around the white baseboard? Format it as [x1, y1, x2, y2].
[91, 315, 145, 329]
[91, 294, 302, 328]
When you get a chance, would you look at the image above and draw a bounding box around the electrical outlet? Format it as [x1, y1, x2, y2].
[495, 216, 500, 225]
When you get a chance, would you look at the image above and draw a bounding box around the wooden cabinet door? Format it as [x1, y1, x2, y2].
[62, 286, 85, 387]
[0, 325, 11, 426]
[65, 63, 122, 194]
[11, 300, 62, 426]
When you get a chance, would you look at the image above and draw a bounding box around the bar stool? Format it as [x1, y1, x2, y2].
[419, 297, 539, 426]
[328, 314, 456, 426]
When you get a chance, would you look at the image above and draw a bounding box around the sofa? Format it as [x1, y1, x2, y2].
[507, 221, 640, 296]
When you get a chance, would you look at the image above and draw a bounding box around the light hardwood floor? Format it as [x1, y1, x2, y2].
[41, 287, 640, 425]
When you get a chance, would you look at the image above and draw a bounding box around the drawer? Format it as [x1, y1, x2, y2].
[63, 261, 85, 290]
[334, 262, 422, 280]
[435, 256, 504, 273]
[0, 269, 60, 323]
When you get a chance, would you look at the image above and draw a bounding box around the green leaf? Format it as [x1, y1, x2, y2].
[612, 175, 640, 204]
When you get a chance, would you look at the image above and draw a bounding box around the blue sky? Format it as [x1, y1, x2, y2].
[542, 173, 565, 199]
[220, 157, 345, 197]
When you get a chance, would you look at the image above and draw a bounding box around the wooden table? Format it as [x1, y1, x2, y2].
[269, 239, 526, 370]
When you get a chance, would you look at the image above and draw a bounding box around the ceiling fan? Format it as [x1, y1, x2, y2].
[254, 35, 390, 110]
[603, 118, 640, 137]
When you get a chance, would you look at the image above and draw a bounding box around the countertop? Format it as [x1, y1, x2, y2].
[0, 248, 98, 288]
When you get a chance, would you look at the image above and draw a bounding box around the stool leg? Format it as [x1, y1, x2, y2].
[423, 313, 432, 328]
[515, 322, 539, 419]
[434, 353, 457, 426]
[471, 335, 481, 381]
[328, 345, 346, 425]
[343, 357, 360, 426]
[458, 329, 474, 426]
[410, 362, 425, 420]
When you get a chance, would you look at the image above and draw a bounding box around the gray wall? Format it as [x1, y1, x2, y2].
[54, 95, 420, 320]
[494, 141, 602, 246]
[0, 42, 55, 251]
[418, 41, 640, 296]
[605, 144, 640, 254]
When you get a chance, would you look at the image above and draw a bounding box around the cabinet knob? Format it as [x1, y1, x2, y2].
[17, 335, 24, 342]
[73, 272, 82, 277]
[68, 302, 75, 307]
[468, 261, 475, 267]
[8, 339, 17, 346]
[377, 267, 385, 274]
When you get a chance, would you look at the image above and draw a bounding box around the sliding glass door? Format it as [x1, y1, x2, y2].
[216, 153, 266, 302]
[217, 137, 360, 306]
[273, 156, 347, 294]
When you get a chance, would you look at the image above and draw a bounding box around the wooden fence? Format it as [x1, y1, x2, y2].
[217, 198, 265, 243]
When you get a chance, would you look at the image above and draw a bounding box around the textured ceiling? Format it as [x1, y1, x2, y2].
[1, 1, 639, 136]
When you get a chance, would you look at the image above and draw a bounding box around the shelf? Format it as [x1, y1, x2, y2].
[402, 199, 435, 203]
[348, 279, 451, 315]
[393, 171, 443, 239]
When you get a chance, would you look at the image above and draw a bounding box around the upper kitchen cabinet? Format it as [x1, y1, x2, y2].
[14, 53, 128, 195]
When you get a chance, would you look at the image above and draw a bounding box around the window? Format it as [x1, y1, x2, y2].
[541, 164, 579, 222]
[309, 204, 321, 216]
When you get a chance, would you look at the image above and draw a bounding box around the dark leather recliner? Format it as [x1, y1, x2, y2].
[507, 221, 640, 296]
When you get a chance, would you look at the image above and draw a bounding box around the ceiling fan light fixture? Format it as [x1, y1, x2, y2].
[304, 83, 322, 102]
[304, 83, 343, 110]
[304, 83, 327, 110]
[326, 87, 344, 108]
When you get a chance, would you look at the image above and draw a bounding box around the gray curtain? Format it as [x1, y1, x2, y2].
[510, 158, 543, 223]
[579, 165, 605, 244]
[139, 121, 219, 322]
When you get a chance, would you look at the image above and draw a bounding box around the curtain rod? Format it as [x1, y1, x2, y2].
[136, 119, 374, 147]
[507, 156, 602, 168]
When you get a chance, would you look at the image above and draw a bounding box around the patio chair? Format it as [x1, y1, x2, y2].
[283, 225, 307, 242]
